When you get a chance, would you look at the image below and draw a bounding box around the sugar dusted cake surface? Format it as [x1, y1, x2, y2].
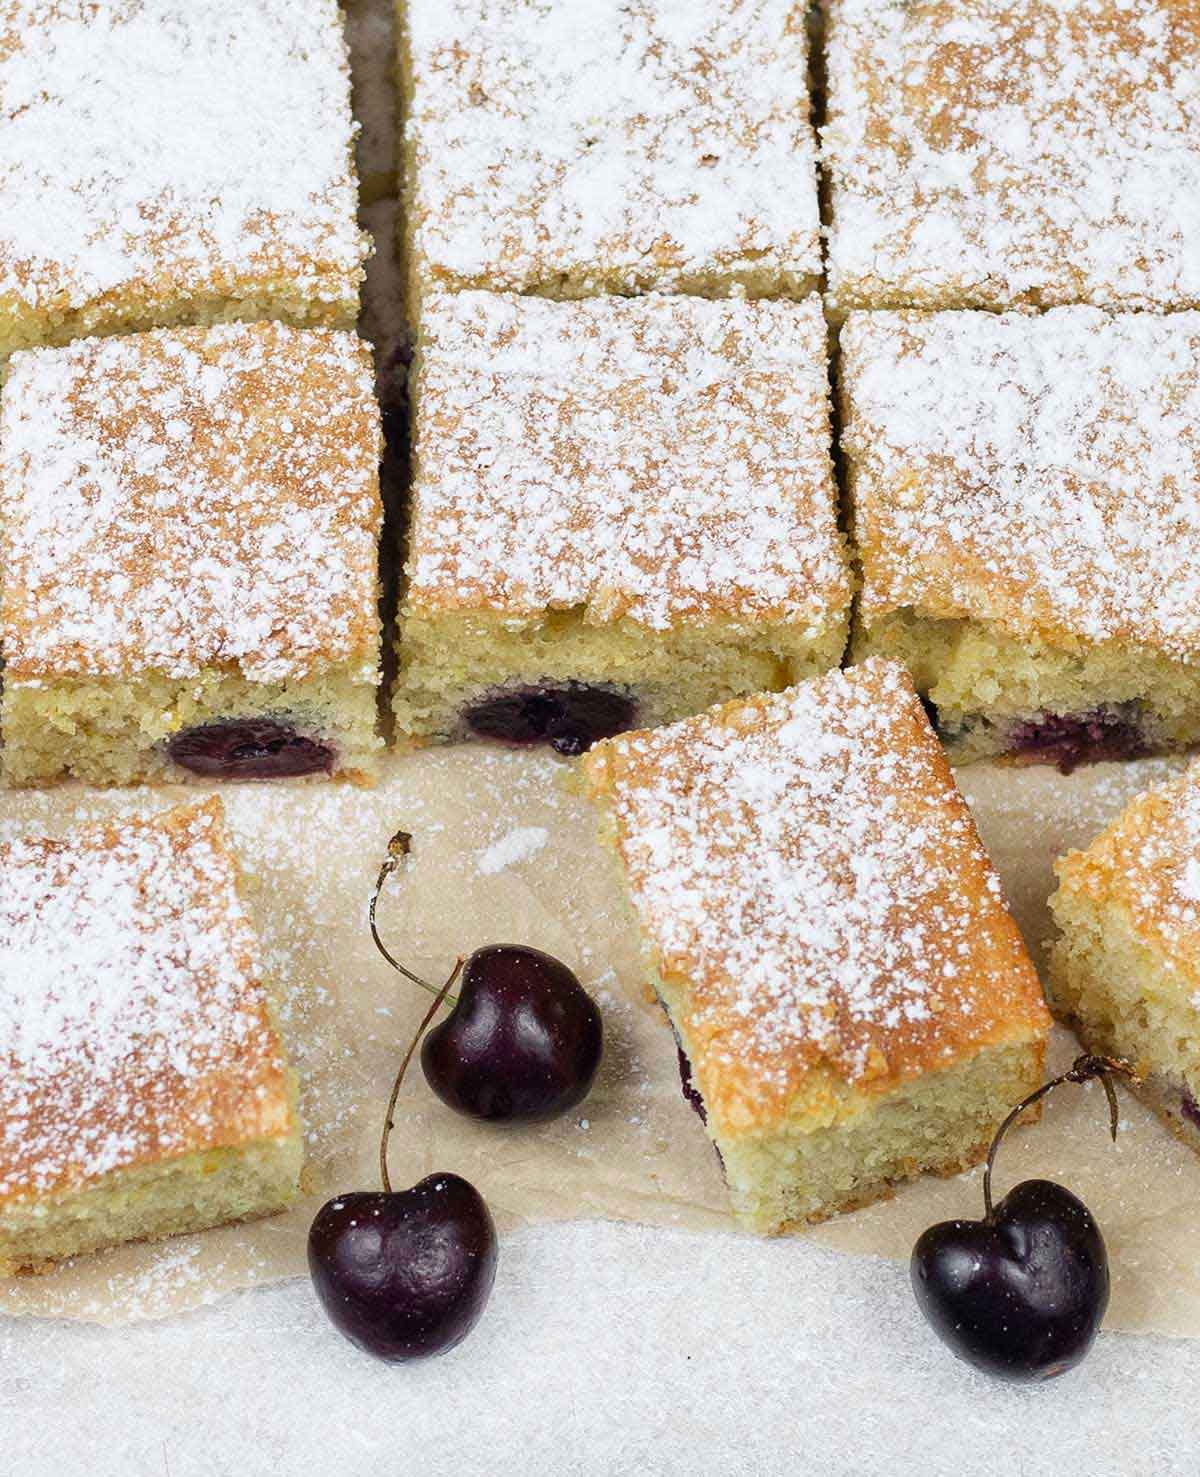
[823, 0, 1200, 312]
[0, 799, 293, 1206]
[1055, 764, 1200, 982]
[581, 660, 1048, 1135]
[0, 321, 383, 685]
[0, 0, 367, 346]
[842, 308, 1200, 659]
[406, 290, 849, 631]
[403, 0, 821, 299]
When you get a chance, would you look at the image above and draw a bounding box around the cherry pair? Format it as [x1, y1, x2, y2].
[308, 831, 603, 1362]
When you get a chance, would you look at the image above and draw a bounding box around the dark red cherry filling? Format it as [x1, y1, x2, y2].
[463, 684, 636, 755]
[1182, 1089, 1200, 1130]
[676, 1044, 707, 1125]
[167, 719, 334, 779]
[1007, 709, 1149, 775]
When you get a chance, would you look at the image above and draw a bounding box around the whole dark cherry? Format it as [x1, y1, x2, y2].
[309, 969, 498, 1362]
[369, 832, 604, 1122]
[912, 1054, 1134, 1382]
[463, 684, 635, 756]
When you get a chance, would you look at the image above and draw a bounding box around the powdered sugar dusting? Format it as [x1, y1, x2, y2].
[476, 826, 549, 876]
[842, 308, 1200, 656]
[0, 0, 367, 329]
[585, 660, 1046, 1118]
[0, 322, 382, 682]
[0, 800, 288, 1201]
[405, 0, 821, 295]
[823, 0, 1200, 311]
[406, 291, 849, 630]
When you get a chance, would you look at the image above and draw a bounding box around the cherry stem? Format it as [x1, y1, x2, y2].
[379, 957, 463, 1195]
[369, 828, 459, 1005]
[982, 1053, 1138, 1220]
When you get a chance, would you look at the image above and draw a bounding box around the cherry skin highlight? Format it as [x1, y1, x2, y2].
[308, 1174, 497, 1363]
[421, 944, 603, 1122]
[910, 1054, 1132, 1382]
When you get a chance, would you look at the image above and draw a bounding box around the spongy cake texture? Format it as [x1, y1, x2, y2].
[581, 660, 1049, 1231]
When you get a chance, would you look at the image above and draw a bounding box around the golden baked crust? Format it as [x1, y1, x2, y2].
[823, 0, 1200, 312]
[400, 0, 821, 304]
[1054, 763, 1200, 989]
[404, 290, 850, 631]
[0, 322, 383, 685]
[841, 308, 1200, 660]
[581, 659, 1049, 1140]
[0, 0, 368, 354]
[0, 798, 295, 1209]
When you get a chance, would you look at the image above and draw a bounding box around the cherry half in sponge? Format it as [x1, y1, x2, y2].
[168, 718, 333, 779]
[912, 1054, 1136, 1381]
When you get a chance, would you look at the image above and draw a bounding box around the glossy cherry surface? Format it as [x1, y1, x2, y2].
[911, 1055, 1133, 1382]
[308, 1174, 497, 1363]
[168, 719, 333, 779]
[912, 1178, 1109, 1382]
[463, 684, 636, 755]
[1007, 709, 1148, 774]
[422, 944, 603, 1121]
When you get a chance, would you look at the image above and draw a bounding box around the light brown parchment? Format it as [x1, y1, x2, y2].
[2, 750, 1198, 1334]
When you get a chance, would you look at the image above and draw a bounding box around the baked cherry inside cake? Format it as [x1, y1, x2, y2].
[1049, 764, 1200, 1155]
[822, 0, 1200, 315]
[398, 0, 822, 315]
[580, 659, 1050, 1233]
[0, 799, 302, 1274]
[842, 307, 1200, 771]
[393, 289, 851, 753]
[0, 0, 368, 363]
[0, 321, 384, 787]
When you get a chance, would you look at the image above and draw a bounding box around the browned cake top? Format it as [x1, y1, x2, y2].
[0, 0, 366, 321]
[405, 0, 820, 293]
[583, 660, 1048, 1134]
[0, 799, 293, 1206]
[843, 307, 1200, 657]
[1055, 763, 1200, 988]
[0, 321, 382, 682]
[406, 290, 849, 631]
[823, 0, 1200, 310]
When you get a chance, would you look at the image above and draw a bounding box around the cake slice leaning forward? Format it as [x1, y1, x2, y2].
[580, 659, 1050, 1232]
[393, 289, 851, 753]
[1049, 763, 1200, 1155]
[0, 798, 302, 1274]
[0, 321, 384, 787]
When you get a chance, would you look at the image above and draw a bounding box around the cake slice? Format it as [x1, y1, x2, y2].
[0, 321, 384, 787]
[0, 0, 368, 364]
[580, 659, 1050, 1232]
[398, 0, 822, 316]
[1049, 765, 1200, 1155]
[822, 0, 1200, 315]
[392, 290, 850, 752]
[0, 799, 302, 1273]
[843, 307, 1200, 770]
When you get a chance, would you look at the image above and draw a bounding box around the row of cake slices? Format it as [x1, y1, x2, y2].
[4, 658, 1198, 1269]
[2, 296, 1199, 786]
[8, 0, 1194, 366]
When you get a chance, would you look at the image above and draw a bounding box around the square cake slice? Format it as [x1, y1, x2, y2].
[0, 799, 302, 1273]
[0, 321, 384, 787]
[580, 659, 1050, 1233]
[843, 307, 1200, 770]
[399, 0, 821, 314]
[1049, 764, 1200, 1155]
[822, 0, 1200, 315]
[0, 0, 368, 362]
[392, 290, 851, 752]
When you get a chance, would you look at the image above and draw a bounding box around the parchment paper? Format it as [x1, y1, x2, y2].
[4, 0, 1198, 1337]
[2, 750, 1199, 1333]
